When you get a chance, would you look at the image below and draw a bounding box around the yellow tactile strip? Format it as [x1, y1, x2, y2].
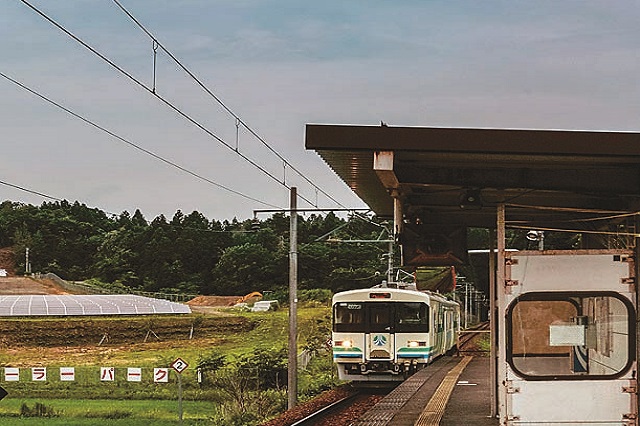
[414, 356, 473, 426]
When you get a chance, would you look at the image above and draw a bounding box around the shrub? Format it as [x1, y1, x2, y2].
[20, 402, 57, 417]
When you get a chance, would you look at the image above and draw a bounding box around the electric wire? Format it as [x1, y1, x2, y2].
[0, 71, 280, 209]
[18, 0, 329, 209]
[0, 179, 62, 201]
[110, 0, 346, 209]
[0, 178, 277, 235]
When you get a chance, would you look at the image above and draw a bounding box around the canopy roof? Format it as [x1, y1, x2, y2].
[306, 125, 640, 230]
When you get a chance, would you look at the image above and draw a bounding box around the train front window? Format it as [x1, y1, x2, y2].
[507, 292, 634, 380]
[333, 302, 365, 332]
[368, 303, 392, 332]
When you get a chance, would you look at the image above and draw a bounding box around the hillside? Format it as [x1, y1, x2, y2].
[0, 247, 15, 276]
[0, 248, 70, 294]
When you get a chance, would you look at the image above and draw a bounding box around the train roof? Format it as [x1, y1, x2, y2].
[332, 287, 457, 306]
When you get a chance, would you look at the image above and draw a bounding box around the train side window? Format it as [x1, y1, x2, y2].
[507, 292, 635, 380]
[396, 302, 429, 332]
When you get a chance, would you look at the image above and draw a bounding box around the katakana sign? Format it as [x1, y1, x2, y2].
[100, 367, 115, 382]
[31, 367, 46, 382]
[154, 368, 169, 383]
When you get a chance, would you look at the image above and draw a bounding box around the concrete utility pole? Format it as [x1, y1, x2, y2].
[25, 247, 30, 274]
[288, 187, 298, 409]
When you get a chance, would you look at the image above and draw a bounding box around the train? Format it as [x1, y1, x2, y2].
[331, 282, 460, 382]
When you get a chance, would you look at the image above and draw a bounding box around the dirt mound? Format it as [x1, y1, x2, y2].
[187, 295, 240, 306]
[0, 247, 16, 276]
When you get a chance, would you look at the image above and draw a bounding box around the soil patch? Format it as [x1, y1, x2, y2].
[187, 295, 241, 306]
[0, 247, 16, 276]
[0, 277, 69, 295]
[0, 315, 255, 348]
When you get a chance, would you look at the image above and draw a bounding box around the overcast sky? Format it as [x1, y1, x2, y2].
[2, 1, 639, 221]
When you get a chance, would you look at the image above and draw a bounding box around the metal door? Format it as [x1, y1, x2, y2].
[366, 303, 395, 360]
[499, 250, 637, 425]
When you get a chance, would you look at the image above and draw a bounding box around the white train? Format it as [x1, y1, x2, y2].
[332, 283, 460, 382]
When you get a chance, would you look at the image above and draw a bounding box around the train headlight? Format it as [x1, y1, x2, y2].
[334, 340, 352, 348]
[408, 341, 426, 347]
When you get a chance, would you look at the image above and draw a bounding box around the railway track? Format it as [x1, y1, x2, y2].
[458, 321, 490, 354]
[290, 390, 386, 426]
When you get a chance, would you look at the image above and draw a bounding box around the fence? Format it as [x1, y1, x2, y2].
[39, 273, 197, 302]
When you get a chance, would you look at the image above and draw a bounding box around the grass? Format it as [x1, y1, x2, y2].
[0, 398, 217, 425]
[0, 305, 334, 424]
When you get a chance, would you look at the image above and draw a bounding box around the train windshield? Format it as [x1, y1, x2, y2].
[507, 291, 635, 379]
[333, 302, 429, 333]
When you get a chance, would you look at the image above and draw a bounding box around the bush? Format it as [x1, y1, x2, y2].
[197, 351, 226, 386]
[299, 288, 333, 305]
[20, 402, 57, 417]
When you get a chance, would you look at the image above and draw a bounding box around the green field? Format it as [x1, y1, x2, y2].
[0, 305, 335, 425]
[0, 398, 216, 425]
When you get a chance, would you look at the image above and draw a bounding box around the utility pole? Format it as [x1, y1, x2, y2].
[25, 247, 31, 274]
[288, 187, 298, 409]
[387, 240, 393, 282]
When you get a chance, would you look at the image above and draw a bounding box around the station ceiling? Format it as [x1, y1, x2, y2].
[306, 125, 640, 232]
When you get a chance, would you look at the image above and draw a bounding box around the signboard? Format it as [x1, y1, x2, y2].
[154, 368, 169, 383]
[60, 367, 75, 382]
[0, 386, 7, 401]
[171, 358, 189, 374]
[4, 368, 19, 382]
[100, 367, 115, 382]
[31, 367, 46, 382]
[127, 368, 142, 382]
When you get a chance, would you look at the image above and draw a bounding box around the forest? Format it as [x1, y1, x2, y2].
[0, 200, 580, 297]
[0, 200, 402, 296]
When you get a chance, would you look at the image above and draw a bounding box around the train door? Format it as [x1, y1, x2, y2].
[500, 251, 637, 425]
[431, 301, 443, 356]
[366, 303, 395, 361]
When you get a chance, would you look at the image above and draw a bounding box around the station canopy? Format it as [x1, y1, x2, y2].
[306, 125, 640, 264]
[0, 295, 191, 317]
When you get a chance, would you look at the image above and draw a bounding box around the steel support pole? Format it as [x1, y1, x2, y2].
[496, 204, 506, 421]
[489, 227, 497, 418]
[287, 187, 298, 409]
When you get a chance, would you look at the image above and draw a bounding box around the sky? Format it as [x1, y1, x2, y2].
[2, 1, 639, 222]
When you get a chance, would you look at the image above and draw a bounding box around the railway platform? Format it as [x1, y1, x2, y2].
[353, 356, 497, 426]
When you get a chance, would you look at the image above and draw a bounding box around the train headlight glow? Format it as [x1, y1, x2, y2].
[408, 341, 426, 347]
[334, 340, 352, 348]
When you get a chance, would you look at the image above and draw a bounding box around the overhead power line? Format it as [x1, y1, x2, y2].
[19, 0, 340, 209]
[0, 179, 62, 201]
[0, 71, 280, 209]
[110, 0, 346, 209]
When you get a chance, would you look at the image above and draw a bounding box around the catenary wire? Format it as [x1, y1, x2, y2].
[0, 71, 280, 209]
[0, 179, 62, 201]
[110, 0, 347, 209]
[0, 178, 282, 234]
[18, 0, 326, 209]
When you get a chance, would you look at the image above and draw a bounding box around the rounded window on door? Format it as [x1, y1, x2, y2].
[507, 291, 635, 380]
